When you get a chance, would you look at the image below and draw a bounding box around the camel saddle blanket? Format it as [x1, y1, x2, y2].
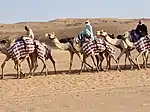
[34, 40, 47, 59]
[134, 37, 150, 52]
[105, 44, 115, 55]
[82, 39, 106, 56]
[7, 39, 35, 60]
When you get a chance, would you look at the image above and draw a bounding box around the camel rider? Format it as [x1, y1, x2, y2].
[24, 25, 35, 40]
[15, 25, 35, 50]
[16, 25, 35, 41]
[78, 20, 94, 45]
[135, 19, 148, 38]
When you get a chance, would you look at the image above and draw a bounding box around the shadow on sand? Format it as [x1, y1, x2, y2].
[1, 63, 150, 80]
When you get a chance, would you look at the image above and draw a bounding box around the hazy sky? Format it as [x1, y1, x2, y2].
[0, 0, 149, 23]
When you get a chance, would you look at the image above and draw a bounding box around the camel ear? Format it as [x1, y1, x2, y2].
[45, 33, 48, 37]
[53, 32, 56, 36]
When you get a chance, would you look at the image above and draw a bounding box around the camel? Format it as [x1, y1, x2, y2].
[46, 32, 120, 73]
[0, 39, 31, 79]
[97, 30, 137, 70]
[28, 40, 57, 78]
[0, 37, 33, 79]
[120, 31, 149, 70]
[45, 32, 100, 74]
[72, 34, 120, 74]
[0, 37, 56, 79]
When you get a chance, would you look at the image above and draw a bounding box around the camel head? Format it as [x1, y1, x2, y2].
[45, 32, 56, 40]
[96, 30, 108, 38]
[117, 31, 130, 40]
[1, 35, 17, 47]
[0, 38, 11, 49]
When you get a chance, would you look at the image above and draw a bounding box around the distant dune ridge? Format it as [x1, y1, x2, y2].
[0, 18, 150, 48]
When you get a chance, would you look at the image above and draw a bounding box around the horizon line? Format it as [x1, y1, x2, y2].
[0, 17, 148, 24]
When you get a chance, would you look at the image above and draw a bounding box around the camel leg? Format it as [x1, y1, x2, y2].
[14, 60, 21, 79]
[40, 58, 48, 76]
[142, 53, 146, 69]
[19, 58, 27, 78]
[125, 51, 133, 70]
[104, 51, 112, 71]
[48, 54, 56, 74]
[105, 53, 110, 71]
[124, 53, 127, 69]
[1, 56, 10, 79]
[68, 52, 74, 74]
[91, 55, 99, 72]
[146, 53, 149, 66]
[28, 57, 38, 78]
[111, 54, 121, 71]
[142, 51, 148, 69]
[76, 52, 93, 70]
[31, 60, 38, 77]
[95, 55, 100, 68]
[146, 52, 149, 65]
[79, 55, 87, 74]
[108, 56, 111, 69]
[116, 48, 127, 71]
[98, 54, 105, 71]
[135, 51, 145, 70]
[27, 57, 31, 72]
[40, 59, 46, 74]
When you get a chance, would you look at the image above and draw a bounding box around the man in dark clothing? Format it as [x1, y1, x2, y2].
[135, 19, 148, 37]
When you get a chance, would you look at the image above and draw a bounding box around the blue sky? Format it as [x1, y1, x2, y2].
[0, 0, 149, 23]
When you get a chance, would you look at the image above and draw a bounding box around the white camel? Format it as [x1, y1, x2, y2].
[97, 30, 137, 70]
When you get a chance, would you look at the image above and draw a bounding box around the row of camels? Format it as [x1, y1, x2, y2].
[0, 29, 148, 79]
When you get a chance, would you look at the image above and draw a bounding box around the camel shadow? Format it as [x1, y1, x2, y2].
[1, 63, 150, 80]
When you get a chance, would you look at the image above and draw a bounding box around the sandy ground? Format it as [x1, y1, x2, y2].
[0, 49, 150, 112]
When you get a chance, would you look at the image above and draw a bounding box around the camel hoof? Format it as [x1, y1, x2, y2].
[16, 75, 19, 79]
[137, 68, 140, 70]
[118, 68, 121, 72]
[79, 72, 81, 75]
[27, 75, 32, 78]
[24, 73, 27, 78]
[103, 69, 107, 72]
[66, 72, 71, 75]
[29, 76, 32, 78]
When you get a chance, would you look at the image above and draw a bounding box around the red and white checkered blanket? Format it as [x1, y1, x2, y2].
[134, 37, 150, 52]
[34, 40, 47, 59]
[82, 39, 106, 56]
[7, 39, 35, 60]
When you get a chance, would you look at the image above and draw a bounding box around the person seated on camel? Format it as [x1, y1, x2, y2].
[16, 25, 35, 42]
[15, 25, 35, 51]
[135, 19, 148, 39]
[78, 20, 94, 46]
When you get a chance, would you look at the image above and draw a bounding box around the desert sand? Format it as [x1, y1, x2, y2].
[0, 18, 150, 112]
